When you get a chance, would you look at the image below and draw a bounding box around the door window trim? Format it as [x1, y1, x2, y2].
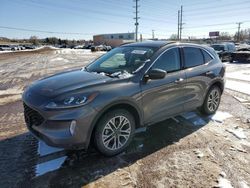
[143, 46, 182, 77]
[181, 46, 215, 69]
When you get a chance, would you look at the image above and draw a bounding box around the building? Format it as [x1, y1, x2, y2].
[93, 32, 135, 47]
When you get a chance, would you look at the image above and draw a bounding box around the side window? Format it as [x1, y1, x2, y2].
[151, 48, 180, 72]
[202, 49, 213, 63]
[183, 47, 204, 68]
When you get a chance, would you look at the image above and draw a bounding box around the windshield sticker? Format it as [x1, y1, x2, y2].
[131, 50, 147, 55]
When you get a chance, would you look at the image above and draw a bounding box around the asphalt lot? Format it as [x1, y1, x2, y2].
[0, 48, 249, 188]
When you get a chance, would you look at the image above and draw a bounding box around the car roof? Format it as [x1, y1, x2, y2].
[121, 40, 175, 48]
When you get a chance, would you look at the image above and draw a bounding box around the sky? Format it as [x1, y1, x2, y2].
[0, 0, 250, 40]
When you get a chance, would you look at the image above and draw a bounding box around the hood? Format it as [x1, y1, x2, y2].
[28, 70, 111, 97]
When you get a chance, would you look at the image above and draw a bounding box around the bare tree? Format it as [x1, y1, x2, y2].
[218, 32, 232, 41]
[29, 36, 39, 45]
[169, 34, 178, 40]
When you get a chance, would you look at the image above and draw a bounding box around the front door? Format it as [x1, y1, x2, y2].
[140, 47, 186, 125]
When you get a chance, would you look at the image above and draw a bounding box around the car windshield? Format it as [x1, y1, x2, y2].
[86, 46, 156, 75]
[211, 45, 225, 51]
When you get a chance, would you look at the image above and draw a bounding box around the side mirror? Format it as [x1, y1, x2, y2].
[145, 68, 166, 80]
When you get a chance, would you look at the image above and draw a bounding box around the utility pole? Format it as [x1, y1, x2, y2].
[152, 30, 155, 39]
[236, 22, 243, 42]
[134, 0, 140, 42]
[180, 5, 183, 41]
[177, 10, 180, 40]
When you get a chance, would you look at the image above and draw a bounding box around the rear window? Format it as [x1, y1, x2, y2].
[183, 47, 204, 68]
[202, 49, 213, 63]
[211, 45, 225, 51]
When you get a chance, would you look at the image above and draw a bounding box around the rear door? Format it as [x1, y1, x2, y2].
[182, 47, 214, 111]
[141, 47, 186, 124]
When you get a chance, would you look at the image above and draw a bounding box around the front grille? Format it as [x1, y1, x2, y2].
[23, 103, 44, 127]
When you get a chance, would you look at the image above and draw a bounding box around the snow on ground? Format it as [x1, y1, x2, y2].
[38, 141, 64, 157]
[226, 80, 250, 95]
[210, 111, 233, 123]
[36, 156, 66, 176]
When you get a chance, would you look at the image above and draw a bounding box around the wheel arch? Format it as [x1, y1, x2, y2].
[86, 100, 143, 148]
[201, 79, 224, 105]
[210, 80, 224, 93]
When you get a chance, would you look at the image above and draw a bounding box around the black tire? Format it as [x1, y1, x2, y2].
[200, 85, 221, 115]
[94, 109, 135, 156]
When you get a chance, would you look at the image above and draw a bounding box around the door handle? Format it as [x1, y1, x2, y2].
[175, 78, 184, 83]
[206, 71, 213, 75]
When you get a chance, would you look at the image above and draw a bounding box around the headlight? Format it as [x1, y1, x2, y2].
[46, 93, 98, 109]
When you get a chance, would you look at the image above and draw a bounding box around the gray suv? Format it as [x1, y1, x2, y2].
[23, 41, 225, 156]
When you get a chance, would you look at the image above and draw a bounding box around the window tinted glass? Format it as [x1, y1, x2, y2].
[184, 47, 204, 68]
[202, 50, 213, 63]
[151, 48, 180, 72]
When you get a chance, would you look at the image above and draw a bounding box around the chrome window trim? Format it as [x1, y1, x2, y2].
[141, 45, 215, 80]
[143, 46, 180, 77]
[182, 46, 215, 68]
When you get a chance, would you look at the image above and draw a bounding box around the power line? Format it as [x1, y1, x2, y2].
[185, 20, 250, 29]
[0, 26, 95, 35]
[185, 6, 250, 17]
[184, 0, 250, 13]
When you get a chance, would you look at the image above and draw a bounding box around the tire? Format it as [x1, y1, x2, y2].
[94, 109, 135, 156]
[200, 85, 221, 115]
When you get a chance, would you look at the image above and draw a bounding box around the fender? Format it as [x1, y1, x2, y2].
[85, 99, 144, 149]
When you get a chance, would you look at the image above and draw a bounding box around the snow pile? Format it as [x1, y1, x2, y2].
[38, 141, 64, 157]
[226, 128, 247, 139]
[36, 141, 66, 176]
[217, 177, 233, 188]
[36, 156, 66, 176]
[210, 111, 232, 123]
[50, 57, 69, 62]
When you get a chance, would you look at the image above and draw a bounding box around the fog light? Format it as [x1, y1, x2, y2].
[70, 120, 76, 135]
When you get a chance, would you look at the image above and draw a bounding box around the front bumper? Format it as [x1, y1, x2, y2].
[23, 102, 98, 150]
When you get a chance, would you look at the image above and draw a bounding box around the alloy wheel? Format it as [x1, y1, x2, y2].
[102, 115, 131, 151]
[207, 89, 220, 112]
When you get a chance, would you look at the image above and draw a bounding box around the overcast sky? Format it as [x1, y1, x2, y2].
[1, 0, 250, 40]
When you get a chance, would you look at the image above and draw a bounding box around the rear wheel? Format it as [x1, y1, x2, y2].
[200, 86, 221, 115]
[94, 109, 135, 156]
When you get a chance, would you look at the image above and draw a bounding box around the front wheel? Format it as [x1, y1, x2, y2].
[200, 86, 221, 115]
[94, 109, 135, 156]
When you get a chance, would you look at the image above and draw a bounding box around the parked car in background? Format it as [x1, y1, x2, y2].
[231, 44, 250, 63]
[211, 43, 236, 62]
[0, 44, 12, 51]
[23, 41, 225, 156]
[74, 45, 84, 49]
[84, 44, 92, 49]
[23, 45, 36, 49]
[19, 45, 26, 50]
[91, 44, 112, 52]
